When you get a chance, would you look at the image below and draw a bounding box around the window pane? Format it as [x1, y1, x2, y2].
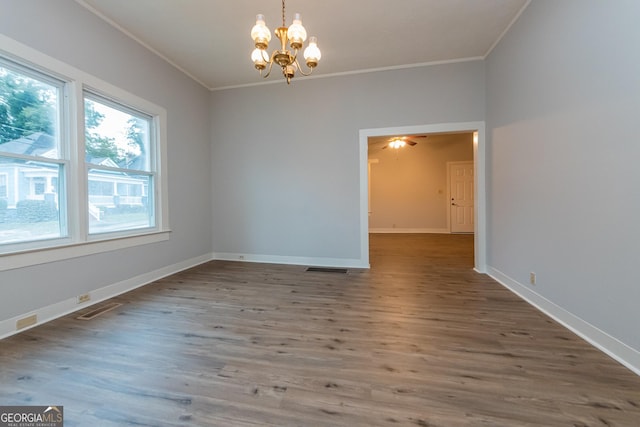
[0, 156, 65, 245]
[84, 97, 150, 171]
[0, 64, 60, 158]
[88, 169, 153, 235]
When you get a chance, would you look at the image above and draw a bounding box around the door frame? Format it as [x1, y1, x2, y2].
[359, 122, 486, 273]
[447, 160, 475, 233]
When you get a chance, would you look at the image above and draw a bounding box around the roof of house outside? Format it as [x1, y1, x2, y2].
[0, 132, 57, 158]
[1, 132, 142, 170]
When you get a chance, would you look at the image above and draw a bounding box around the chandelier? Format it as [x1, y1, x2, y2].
[250, 0, 322, 84]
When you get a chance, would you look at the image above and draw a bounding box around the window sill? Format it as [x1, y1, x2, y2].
[0, 230, 171, 272]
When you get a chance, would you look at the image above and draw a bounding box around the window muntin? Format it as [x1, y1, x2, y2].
[0, 59, 66, 246]
[84, 93, 156, 236]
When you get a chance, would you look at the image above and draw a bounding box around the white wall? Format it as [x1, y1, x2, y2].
[210, 61, 485, 267]
[0, 1, 212, 326]
[486, 0, 640, 371]
[369, 134, 473, 232]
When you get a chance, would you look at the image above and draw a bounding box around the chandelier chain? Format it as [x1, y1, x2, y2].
[282, 0, 286, 27]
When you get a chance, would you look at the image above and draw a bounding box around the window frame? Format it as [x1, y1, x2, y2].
[0, 34, 169, 272]
[83, 90, 157, 238]
[0, 56, 70, 248]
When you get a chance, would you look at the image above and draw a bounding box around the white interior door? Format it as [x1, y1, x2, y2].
[449, 161, 474, 233]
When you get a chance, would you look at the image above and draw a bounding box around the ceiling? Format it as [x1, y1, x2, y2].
[368, 132, 472, 154]
[75, 0, 529, 91]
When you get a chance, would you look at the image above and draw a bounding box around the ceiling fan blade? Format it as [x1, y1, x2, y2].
[405, 140, 418, 146]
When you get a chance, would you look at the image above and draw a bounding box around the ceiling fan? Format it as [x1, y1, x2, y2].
[382, 135, 426, 149]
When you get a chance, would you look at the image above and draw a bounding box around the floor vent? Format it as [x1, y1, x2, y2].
[306, 267, 348, 274]
[76, 302, 122, 321]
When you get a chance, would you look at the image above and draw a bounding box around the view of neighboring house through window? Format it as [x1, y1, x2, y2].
[0, 45, 165, 258]
[0, 174, 7, 198]
[84, 94, 154, 234]
[0, 59, 66, 244]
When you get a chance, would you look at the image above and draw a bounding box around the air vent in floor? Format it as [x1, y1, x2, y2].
[306, 267, 348, 274]
[76, 302, 122, 320]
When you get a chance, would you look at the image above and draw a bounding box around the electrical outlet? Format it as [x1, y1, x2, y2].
[239, 255, 245, 260]
[77, 293, 91, 304]
[16, 314, 37, 330]
[529, 272, 536, 285]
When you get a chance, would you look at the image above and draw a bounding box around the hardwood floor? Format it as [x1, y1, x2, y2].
[1, 234, 639, 426]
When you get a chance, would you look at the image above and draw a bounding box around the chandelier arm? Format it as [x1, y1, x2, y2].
[294, 57, 314, 76]
[262, 58, 276, 79]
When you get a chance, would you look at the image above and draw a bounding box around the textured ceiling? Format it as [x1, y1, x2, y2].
[76, 0, 529, 90]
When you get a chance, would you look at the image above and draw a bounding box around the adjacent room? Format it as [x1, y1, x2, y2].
[1, 1, 639, 425]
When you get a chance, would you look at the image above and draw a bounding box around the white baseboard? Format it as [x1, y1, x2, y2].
[369, 228, 449, 234]
[488, 266, 640, 376]
[212, 252, 369, 269]
[6, 254, 636, 377]
[1, 251, 367, 341]
[0, 253, 213, 340]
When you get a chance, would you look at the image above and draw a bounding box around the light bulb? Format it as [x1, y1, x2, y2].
[389, 139, 405, 149]
[304, 36, 321, 67]
[251, 48, 269, 70]
[251, 14, 271, 49]
[287, 13, 307, 49]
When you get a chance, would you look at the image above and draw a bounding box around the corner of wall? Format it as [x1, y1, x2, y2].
[487, 266, 640, 376]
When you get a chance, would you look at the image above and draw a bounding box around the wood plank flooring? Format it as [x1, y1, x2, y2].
[1, 234, 639, 426]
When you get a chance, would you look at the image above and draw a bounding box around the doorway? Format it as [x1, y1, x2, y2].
[359, 122, 486, 272]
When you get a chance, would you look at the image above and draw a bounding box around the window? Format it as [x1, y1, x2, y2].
[0, 59, 66, 245]
[0, 39, 168, 265]
[84, 94, 155, 235]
